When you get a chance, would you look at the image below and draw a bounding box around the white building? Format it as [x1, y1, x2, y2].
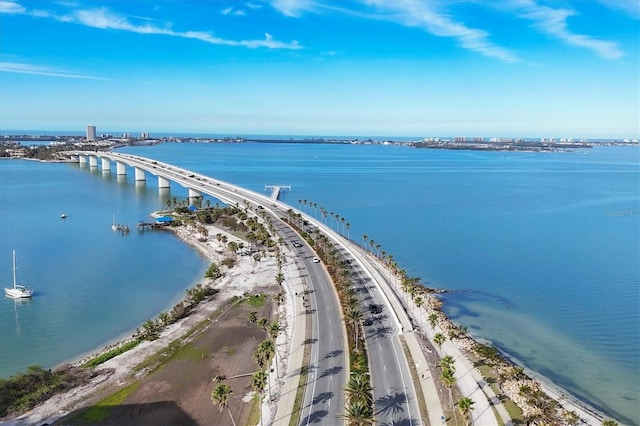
[86, 125, 96, 141]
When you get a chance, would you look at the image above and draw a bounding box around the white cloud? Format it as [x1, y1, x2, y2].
[0, 1, 25, 14]
[0, 61, 108, 79]
[270, 0, 318, 17]
[51, 6, 300, 49]
[221, 7, 233, 16]
[511, 0, 624, 59]
[365, 0, 519, 62]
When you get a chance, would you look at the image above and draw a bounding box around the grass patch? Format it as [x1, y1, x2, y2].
[502, 398, 524, 424]
[246, 293, 267, 308]
[245, 391, 262, 426]
[288, 319, 312, 426]
[175, 343, 209, 361]
[82, 339, 141, 368]
[400, 337, 429, 423]
[68, 382, 140, 424]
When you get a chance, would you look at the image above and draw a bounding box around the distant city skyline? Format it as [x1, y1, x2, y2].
[0, 0, 638, 139]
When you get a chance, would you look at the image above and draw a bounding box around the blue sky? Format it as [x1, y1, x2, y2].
[1, 0, 638, 138]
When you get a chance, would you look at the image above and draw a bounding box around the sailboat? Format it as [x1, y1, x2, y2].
[112, 213, 130, 233]
[4, 250, 33, 299]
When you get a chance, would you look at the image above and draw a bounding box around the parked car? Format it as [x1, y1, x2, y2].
[312, 257, 320, 263]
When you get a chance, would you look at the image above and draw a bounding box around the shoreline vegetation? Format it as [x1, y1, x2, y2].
[1, 204, 623, 424]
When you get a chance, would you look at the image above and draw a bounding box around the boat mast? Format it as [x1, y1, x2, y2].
[12, 250, 16, 289]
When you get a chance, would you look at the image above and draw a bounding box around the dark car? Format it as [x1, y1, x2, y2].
[369, 304, 383, 314]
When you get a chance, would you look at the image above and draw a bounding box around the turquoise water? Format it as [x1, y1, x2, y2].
[0, 143, 638, 424]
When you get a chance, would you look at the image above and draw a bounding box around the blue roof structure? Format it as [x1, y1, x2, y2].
[155, 216, 175, 223]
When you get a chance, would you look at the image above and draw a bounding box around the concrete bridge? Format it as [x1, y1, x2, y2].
[65, 150, 274, 207]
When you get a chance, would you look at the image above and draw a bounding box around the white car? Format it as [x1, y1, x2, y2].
[312, 257, 320, 263]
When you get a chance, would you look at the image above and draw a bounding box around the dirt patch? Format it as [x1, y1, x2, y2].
[59, 296, 276, 426]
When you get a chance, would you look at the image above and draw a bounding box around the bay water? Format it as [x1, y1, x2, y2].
[0, 142, 638, 424]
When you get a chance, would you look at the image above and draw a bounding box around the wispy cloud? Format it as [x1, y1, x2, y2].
[270, 0, 319, 17]
[365, 0, 519, 63]
[0, 61, 108, 79]
[221, 7, 247, 16]
[3, 2, 300, 50]
[597, 0, 640, 19]
[510, 0, 623, 59]
[0, 1, 24, 14]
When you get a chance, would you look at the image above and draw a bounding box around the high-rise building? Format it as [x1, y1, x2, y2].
[86, 125, 96, 141]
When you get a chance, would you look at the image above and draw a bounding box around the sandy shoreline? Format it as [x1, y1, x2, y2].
[5, 220, 294, 426]
[4, 212, 619, 425]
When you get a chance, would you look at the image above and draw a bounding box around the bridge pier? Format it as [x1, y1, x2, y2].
[188, 188, 201, 198]
[158, 176, 170, 189]
[116, 161, 127, 176]
[89, 155, 98, 167]
[78, 154, 87, 165]
[134, 167, 145, 181]
[101, 158, 111, 171]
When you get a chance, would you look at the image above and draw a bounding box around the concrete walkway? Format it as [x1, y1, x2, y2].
[271, 254, 310, 426]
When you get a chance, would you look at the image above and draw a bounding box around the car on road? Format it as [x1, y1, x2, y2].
[312, 257, 320, 263]
[369, 304, 383, 314]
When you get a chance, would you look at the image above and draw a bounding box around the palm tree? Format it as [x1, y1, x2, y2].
[414, 296, 423, 324]
[251, 370, 268, 426]
[441, 368, 457, 422]
[340, 400, 374, 426]
[602, 420, 619, 426]
[456, 396, 475, 425]
[362, 234, 368, 250]
[253, 340, 275, 399]
[344, 372, 374, 406]
[248, 311, 258, 324]
[434, 332, 446, 353]
[257, 317, 269, 330]
[440, 355, 455, 373]
[211, 382, 236, 426]
[428, 313, 438, 329]
[268, 322, 282, 375]
[344, 306, 363, 352]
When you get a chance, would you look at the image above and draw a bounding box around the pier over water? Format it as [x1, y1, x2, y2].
[265, 185, 291, 200]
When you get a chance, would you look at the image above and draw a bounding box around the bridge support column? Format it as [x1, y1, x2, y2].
[158, 176, 170, 188]
[78, 154, 87, 165]
[134, 167, 145, 181]
[188, 188, 201, 198]
[89, 155, 98, 167]
[101, 158, 111, 171]
[116, 161, 127, 175]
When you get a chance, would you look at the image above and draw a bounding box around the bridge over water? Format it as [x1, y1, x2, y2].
[65, 151, 285, 206]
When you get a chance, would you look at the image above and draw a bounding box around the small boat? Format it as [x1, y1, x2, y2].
[112, 213, 129, 233]
[61, 213, 67, 219]
[4, 250, 33, 299]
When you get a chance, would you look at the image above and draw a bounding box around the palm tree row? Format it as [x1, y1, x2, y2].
[285, 218, 374, 425]
[296, 199, 351, 240]
[341, 372, 374, 426]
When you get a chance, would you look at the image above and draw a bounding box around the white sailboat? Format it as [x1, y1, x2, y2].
[4, 250, 33, 299]
[112, 213, 130, 233]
